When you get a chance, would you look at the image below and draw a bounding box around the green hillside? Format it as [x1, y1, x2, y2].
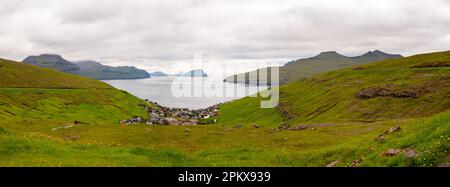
[0, 58, 149, 135]
[0, 110, 447, 166]
[219, 50, 450, 127]
[214, 51, 450, 166]
[0, 58, 111, 89]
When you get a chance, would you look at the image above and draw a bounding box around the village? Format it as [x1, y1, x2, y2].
[120, 99, 220, 126]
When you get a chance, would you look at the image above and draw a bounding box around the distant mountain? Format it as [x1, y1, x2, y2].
[223, 50, 402, 85]
[23, 54, 150, 80]
[23, 54, 80, 73]
[178, 69, 208, 77]
[76, 61, 150, 80]
[356, 50, 403, 62]
[149, 71, 169, 77]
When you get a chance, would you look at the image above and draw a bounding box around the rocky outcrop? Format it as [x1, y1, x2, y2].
[326, 160, 339, 167]
[356, 86, 419, 99]
[357, 79, 450, 100]
[411, 61, 450, 68]
[380, 148, 418, 158]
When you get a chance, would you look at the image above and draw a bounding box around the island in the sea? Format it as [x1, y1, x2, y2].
[176, 69, 208, 77]
[149, 71, 169, 77]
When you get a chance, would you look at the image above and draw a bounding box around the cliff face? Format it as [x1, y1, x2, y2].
[23, 54, 150, 80]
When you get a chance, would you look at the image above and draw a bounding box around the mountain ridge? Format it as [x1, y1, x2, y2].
[224, 50, 403, 85]
[23, 54, 80, 73]
[0, 58, 110, 89]
[23, 54, 150, 80]
[76, 60, 150, 80]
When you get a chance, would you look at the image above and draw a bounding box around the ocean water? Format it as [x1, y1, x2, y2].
[103, 76, 267, 109]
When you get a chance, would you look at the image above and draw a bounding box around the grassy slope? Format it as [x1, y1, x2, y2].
[215, 93, 283, 127]
[0, 58, 110, 89]
[280, 51, 450, 125]
[212, 51, 449, 166]
[0, 109, 447, 166]
[219, 51, 450, 126]
[0, 89, 148, 131]
[0, 51, 449, 166]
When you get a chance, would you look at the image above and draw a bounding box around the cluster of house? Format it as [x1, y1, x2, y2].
[120, 100, 220, 126]
[120, 116, 145, 125]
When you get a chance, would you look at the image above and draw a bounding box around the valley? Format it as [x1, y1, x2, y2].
[0, 51, 449, 166]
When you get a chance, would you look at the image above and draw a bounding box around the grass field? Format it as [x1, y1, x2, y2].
[0, 51, 449, 166]
[0, 111, 448, 166]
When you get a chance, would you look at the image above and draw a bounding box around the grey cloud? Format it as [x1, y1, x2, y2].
[58, 1, 126, 24]
[0, 0, 449, 71]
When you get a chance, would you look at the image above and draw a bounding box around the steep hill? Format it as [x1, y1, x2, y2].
[211, 50, 449, 166]
[0, 58, 149, 131]
[0, 58, 110, 89]
[218, 50, 449, 127]
[224, 50, 402, 85]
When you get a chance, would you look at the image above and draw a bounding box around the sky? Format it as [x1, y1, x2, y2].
[1, 0, 450, 74]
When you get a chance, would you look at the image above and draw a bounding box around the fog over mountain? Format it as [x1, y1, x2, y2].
[1, 0, 449, 74]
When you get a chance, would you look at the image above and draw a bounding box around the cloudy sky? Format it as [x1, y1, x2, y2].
[1, 0, 449, 74]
